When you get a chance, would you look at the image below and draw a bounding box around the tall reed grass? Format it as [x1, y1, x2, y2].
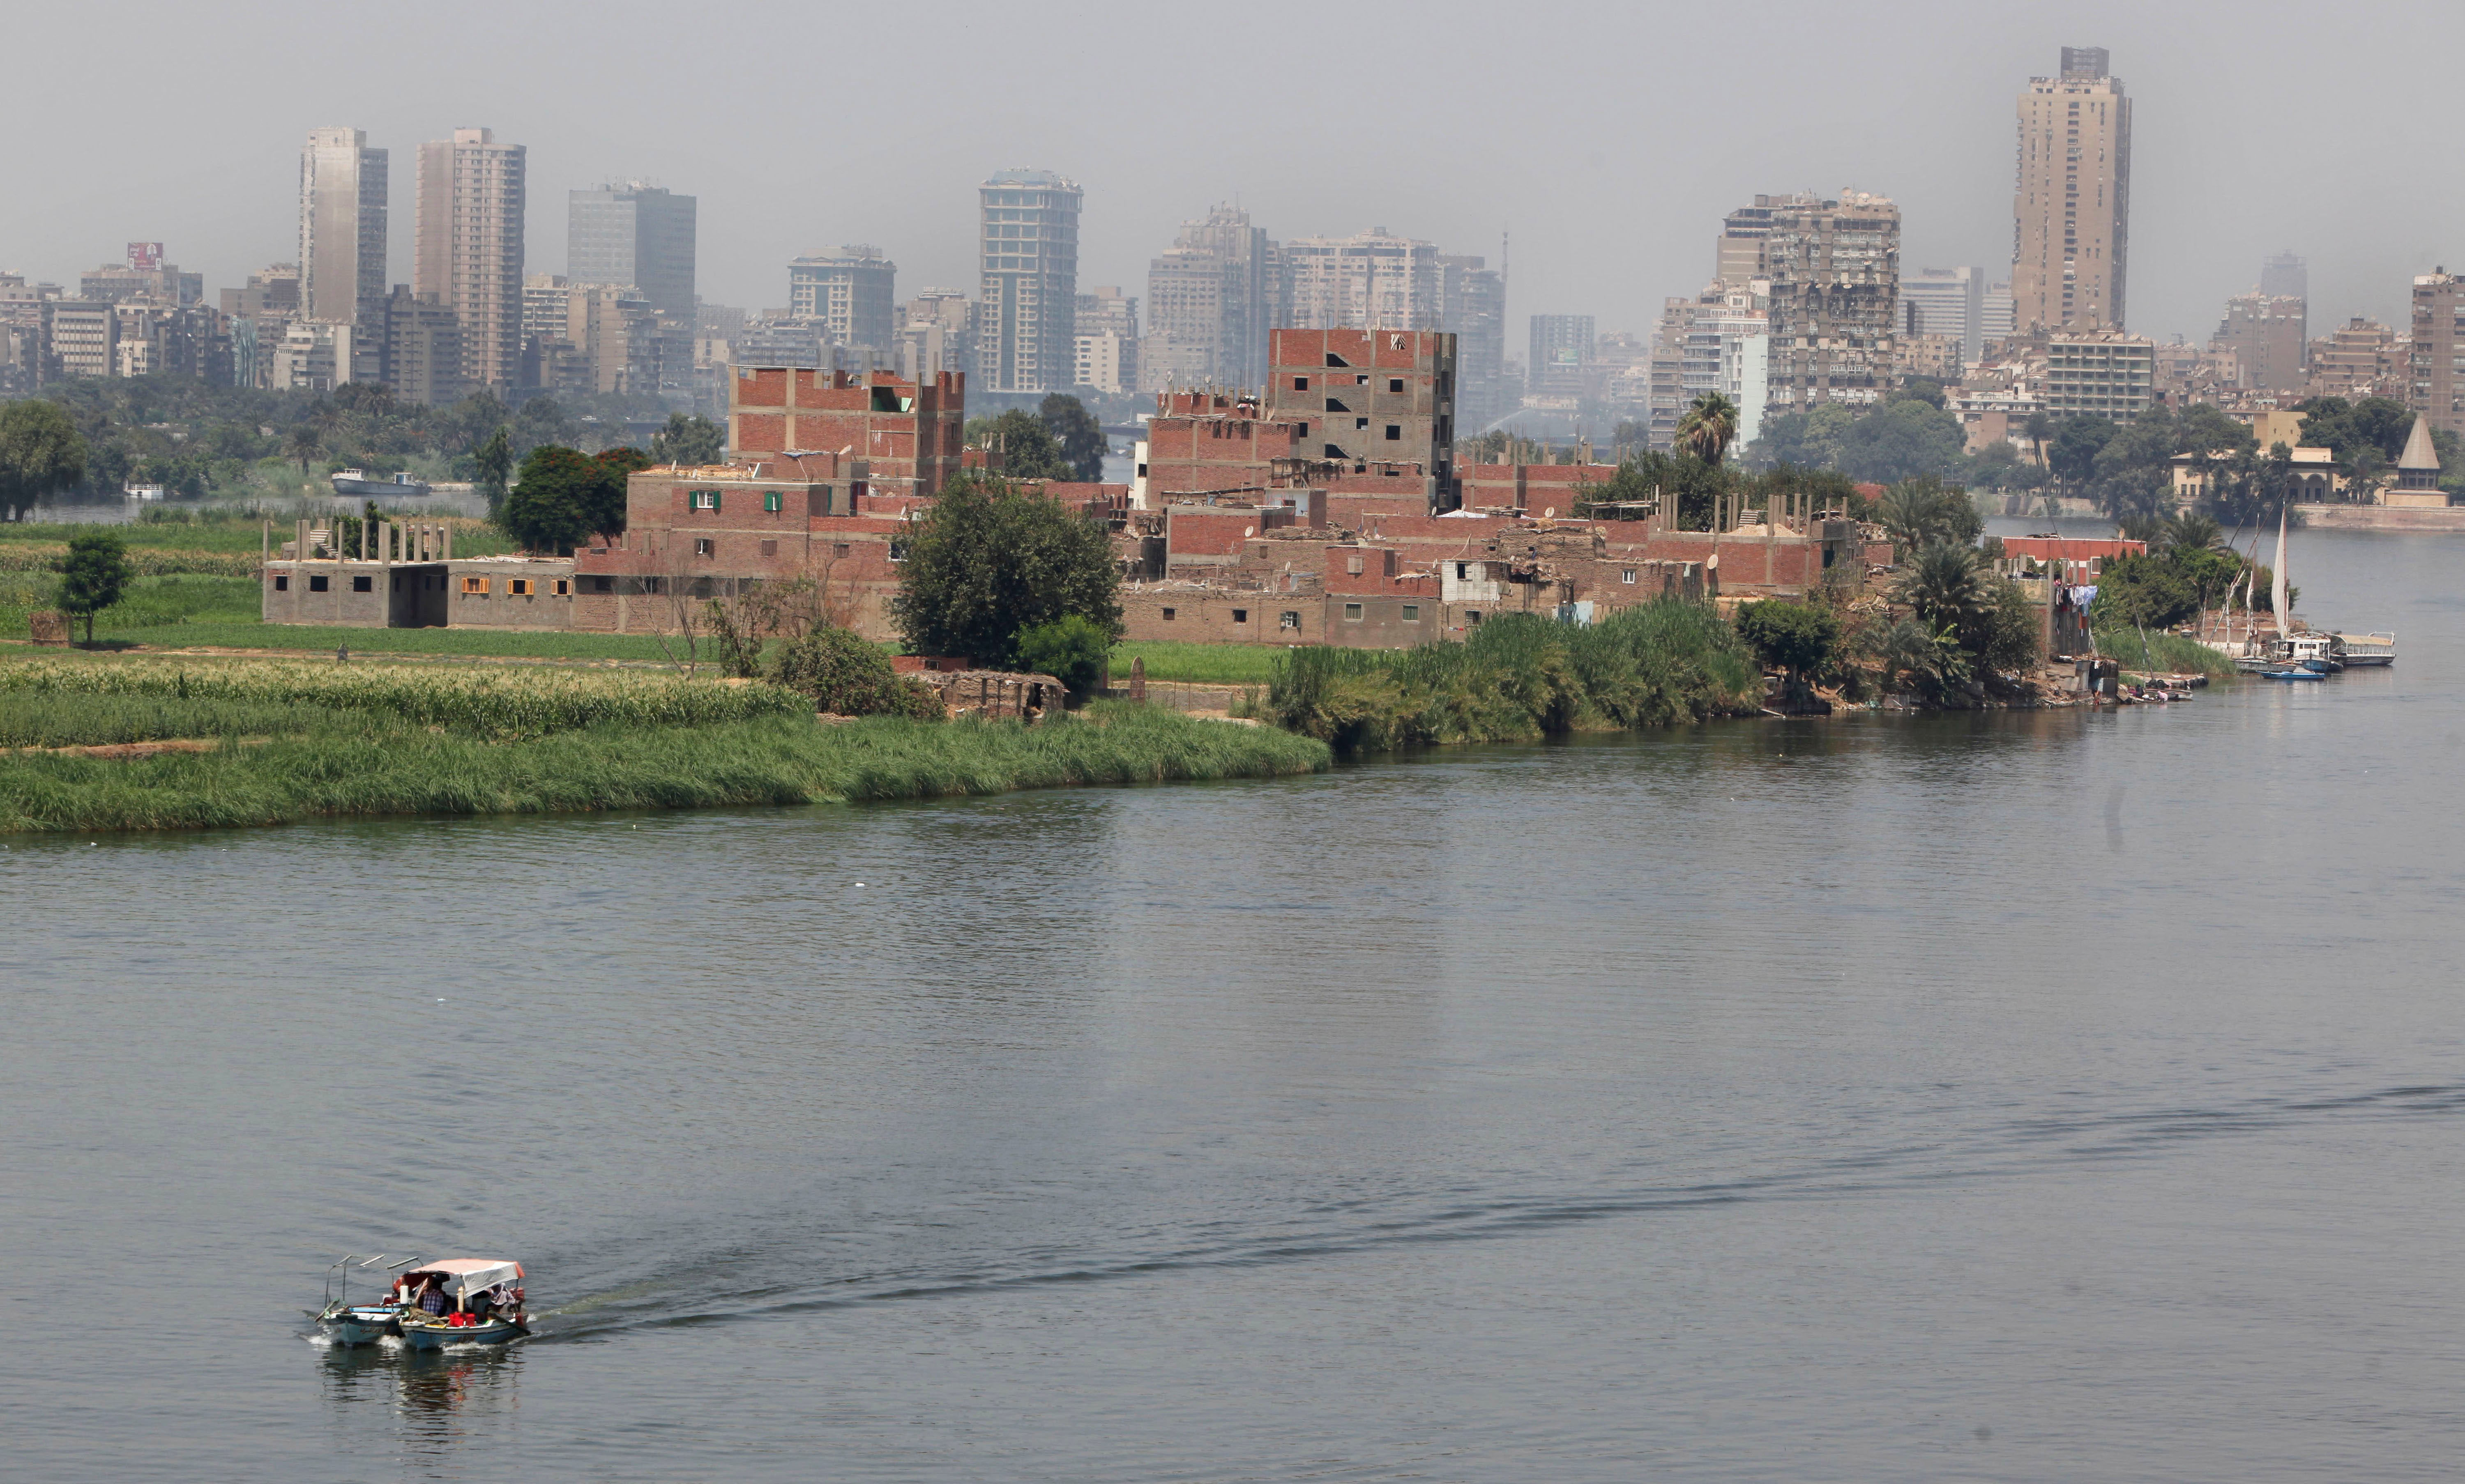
[0, 703, 1329, 833]
[2092, 628, 2239, 679]
[1267, 602, 1760, 754]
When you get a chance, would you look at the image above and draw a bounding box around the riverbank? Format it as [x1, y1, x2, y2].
[0, 700, 1329, 834]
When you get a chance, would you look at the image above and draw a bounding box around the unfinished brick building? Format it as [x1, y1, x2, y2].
[728, 368, 966, 499]
[1264, 327, 1457, 499]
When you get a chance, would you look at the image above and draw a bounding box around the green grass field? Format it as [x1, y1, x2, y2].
[1110, 641, 1285, 686]
[46, 622, 698, 662]
[0, 516, 516, 557]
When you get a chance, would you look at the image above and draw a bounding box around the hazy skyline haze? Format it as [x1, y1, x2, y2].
[7, 0, 2457, 350]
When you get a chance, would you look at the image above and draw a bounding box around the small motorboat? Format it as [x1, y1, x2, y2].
[313, 1254, 418, 1346]
[391, 1258, 529, 1349]
[2262, 667, 2327, 682]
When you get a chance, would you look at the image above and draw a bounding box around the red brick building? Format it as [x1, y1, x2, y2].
[1263, 327, 1456, 500]
[728, 367, 966, 499]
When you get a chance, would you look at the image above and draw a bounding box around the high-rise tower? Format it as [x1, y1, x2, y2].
[568, 183, 696, 322]
[978, 169, 1080, 393]
[2013, 46, 2131, 333]
[415, 128, 526, 390]
[298, 128, 387, 329]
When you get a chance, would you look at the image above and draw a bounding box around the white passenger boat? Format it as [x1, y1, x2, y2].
[2334, 631, 2396, 666]
[391, 1258, 529, 1349]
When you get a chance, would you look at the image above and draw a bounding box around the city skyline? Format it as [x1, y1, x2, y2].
[6, 3, 2460, 353]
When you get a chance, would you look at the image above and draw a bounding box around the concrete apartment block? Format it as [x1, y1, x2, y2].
[2410, 271, 2465, 440]
[299, 128, 388, 329]
[1264, 327, 1456, 499]
[2013, 47, 2132, 332]
[789, 246, 896, 355]
[978, 169, 1080, 393]
[727, 367, 965, 499]
[416, 128, 526, 391]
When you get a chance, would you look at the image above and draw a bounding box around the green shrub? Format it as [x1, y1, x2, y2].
[1015, 614, 1110, 698]
[768, 627, 943, 719]
[1732, 599, 1841, 683]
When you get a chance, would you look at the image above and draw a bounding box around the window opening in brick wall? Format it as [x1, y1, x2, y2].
[887, 541, 907, 563]
[1466, 610, 1482, 625]
[308, 575, 329, 592]
[1355, 374, 1368, 385]
[1455, 562, 1470, 579]
[508, 577, 532, 596]
[554, 578, 571, 596]
[694, 538, 715, 556]
[1325, 352, 1349, 367]
[1279, 610, 1299, 630]
[1389, 378, 1404, 392]
[351, 574, 372, 592]
[1402, 604, 1420, 621]
[1292, 376, 1309, 390]
[273, 575, 288, 591]
[833, 543, 851, 558]
[590, 575, 613, 594]
[760, 539, 778, 556]
[1355, 418, 1368, 430]
[1385, 425, 1401, 440]
[1343, 602, 1363, 622]
[1621, 568, 1637, 584]
[1346, 554, 1364, 574]
[763, 491, 782, 513]
[1232, 608, 1249, 624]
[1161, 607, 1176, 621]
[689, 489, 720, 511]
[461, 576, 487, 595]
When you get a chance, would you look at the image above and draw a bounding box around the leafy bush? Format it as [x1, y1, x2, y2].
[1732, 600, 1841, 683]
[768, 628, 944, 720]
[2091, 552, 2200, 630]
[1014, 615, 1110, 698]
[1266, 601, 1759, 754]
[889, 473, 1121, 668]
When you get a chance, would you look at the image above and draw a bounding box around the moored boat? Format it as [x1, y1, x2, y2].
[390, 1257, 528, 1348]
[313, 1253, 418, 1345]
[2335, 631, 2396, 666]
[2262, 667, 2327, 682]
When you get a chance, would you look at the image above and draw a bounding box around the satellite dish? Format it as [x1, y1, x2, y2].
[1243, 525, 1255, 537]
[1542, 506, 1555, 518]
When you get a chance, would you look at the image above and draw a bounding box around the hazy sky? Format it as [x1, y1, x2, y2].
[9, 0, 2460, 351]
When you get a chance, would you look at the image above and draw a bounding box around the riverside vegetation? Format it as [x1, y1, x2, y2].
[0, 656, 1329, 834]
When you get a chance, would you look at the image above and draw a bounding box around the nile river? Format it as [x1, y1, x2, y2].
[6, 525, 2463, 1481]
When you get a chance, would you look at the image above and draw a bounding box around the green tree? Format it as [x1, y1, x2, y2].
[589, 446, 651, 538]
[1876, 476, 1981, 551]
[1039, 394, 1109, 481]
[2091, 552, 2199, 631]
[1893, 542, 1995, 643]
[1014, 614, 1112, 698]
[890, 472, 1122, 668]
[473, 427, 513, 514]
[499, 445, 601, 554]
[2046, 416, 2115, 489]
[285, 424, 323, 477]
[1675, 391, 1740, 466]
[0, 399, 88, 520]
[2021, 411, 2056, 473]
[58, 529, 135, 643]
[1732, 599, 1841, 687]
[1869, 616, 1972, 703]
[649, 412, 725, 466]
[979, 408, 1070, 480]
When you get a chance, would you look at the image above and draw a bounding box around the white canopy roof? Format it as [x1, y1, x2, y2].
[406, 1258, 523, 1299]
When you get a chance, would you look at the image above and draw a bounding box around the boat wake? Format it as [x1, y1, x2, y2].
[523, 1076, 2465, 1344]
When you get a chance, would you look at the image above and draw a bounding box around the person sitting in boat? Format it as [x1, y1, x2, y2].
[417, 1277, 448, 1316]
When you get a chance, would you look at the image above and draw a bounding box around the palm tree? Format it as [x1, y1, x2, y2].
[2022, 411, 2055, 473]
[284, 425, 323, 478]
[2163, 511, 2223, 554]
[1892, 542, 1994, 641]
[1675, 392, 1739, 467]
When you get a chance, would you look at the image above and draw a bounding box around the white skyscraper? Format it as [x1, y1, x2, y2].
[978, 169, 1081, 393]
[298, 127, 387, 329]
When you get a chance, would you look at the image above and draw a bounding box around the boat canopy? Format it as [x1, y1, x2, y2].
[404, 1258, 523, 1299]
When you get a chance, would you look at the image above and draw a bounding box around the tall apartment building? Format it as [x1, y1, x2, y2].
[415, 128, 526, 391]
[2013, 46, 2131, 332]
[1980, 281, 2016, 349]
[1649, 285, 1770, 451]
[1900, 266, 1986, 364]
[1283, 230, 1440, 333]
[1263, 327, 1456, 494]
[1140, 204, 1278, 393]
[2211, 294, 2306, 391]
[299, 128, 388, 329]
[1528, 315, 1594, 399]
[1439, 254, 1507, 432]
[568, 182, 696, 322]
[788, 246, 896, 354]
[382, 285, 465, 407]
[1074, 286, 1136, 393]
[567, 285, 660, 395]
[2043, 331, 2153, 421]
[46, 301, 117, 379]
[2410, 271, 2465, 439]
[2305, 317, 2400, 400]
[895, 290, 975, 383]
[2260, 251, 2308, 304]
[978, 168, 1081, 393]
[1722, 191, 1899, 412]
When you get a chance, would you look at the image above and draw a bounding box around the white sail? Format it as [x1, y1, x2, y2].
[2271, 503, 2290, 636]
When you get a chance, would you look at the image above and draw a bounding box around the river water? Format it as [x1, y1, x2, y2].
[7, 526, 2463, 1481]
